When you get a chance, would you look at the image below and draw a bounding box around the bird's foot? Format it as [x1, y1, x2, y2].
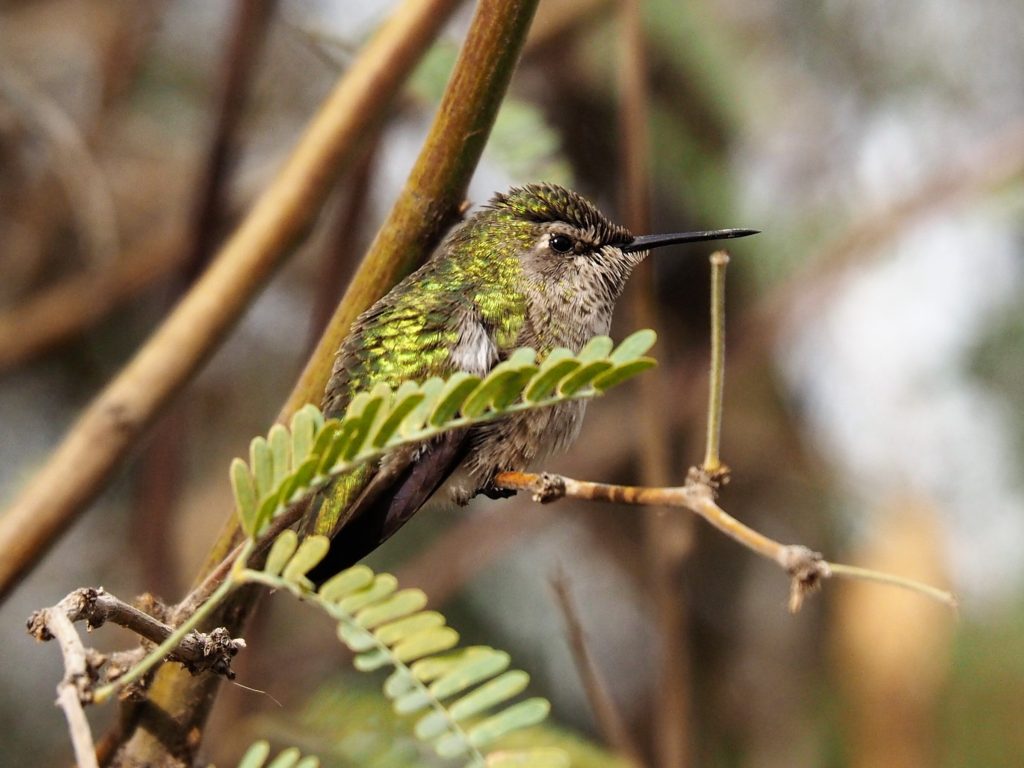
[478, 484, 517, 500]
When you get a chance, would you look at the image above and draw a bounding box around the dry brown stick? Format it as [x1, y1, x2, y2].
[35, 606, 101, 768]
[495, 470, 958, 612]
[27, 588, 246, 679]
[0, 0, 461, 603]
[550, 571, 646, 768]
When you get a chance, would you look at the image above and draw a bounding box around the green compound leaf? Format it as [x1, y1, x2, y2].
[319, 565, 375, 603]
[577, 335, 614, 361]
[234, 742, 320, 768]
[448, 670, 530, 721]
[268, 424, 290, 486]
[337, 574, 399, 614]
[356, 589, 429, 629]
[242, 551, 564, 768]
[557, 360, 614, 396]
[375, 611, 445, 646]
[266, 746, 301, 768]
[524, 355, 579, 403]
[430, 650, 511, 700]
[372, 389, 426, 448]
[236, 740, 271, 768]
[468, 698, 551, 748]
[249, 437, 273, 499]
[290, 405, 319, 466]
[230, 332, 657, 540]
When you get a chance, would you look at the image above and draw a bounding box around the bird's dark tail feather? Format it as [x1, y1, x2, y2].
[308, 432, 469, 584]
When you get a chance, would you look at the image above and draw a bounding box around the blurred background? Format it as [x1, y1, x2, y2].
[1, 0, 1022, 766]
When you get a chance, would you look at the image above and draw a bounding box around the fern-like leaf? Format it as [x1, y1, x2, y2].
[230, 331, 657, 538]
[250, 534, 563, 768]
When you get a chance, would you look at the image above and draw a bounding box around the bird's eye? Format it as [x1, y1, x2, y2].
[549, 234, 574, 253]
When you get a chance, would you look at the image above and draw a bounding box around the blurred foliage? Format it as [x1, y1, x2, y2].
[257, 679, 630, 768]
[942, 610, 1024, 767]
[970, 302, 1024, 465]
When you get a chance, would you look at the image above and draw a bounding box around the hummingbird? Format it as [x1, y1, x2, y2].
[306, 182, 756, 574]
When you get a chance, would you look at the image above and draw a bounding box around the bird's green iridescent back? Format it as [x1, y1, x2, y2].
[312, 211, 537, 536]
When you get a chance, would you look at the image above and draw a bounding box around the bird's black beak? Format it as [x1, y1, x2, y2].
[621, 228, 760, 253]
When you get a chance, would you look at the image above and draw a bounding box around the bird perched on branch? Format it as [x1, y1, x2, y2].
[306, 183, 756, 574]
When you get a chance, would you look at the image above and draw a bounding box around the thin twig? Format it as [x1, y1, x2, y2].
[702, 251, 729, 474]
[495, 470, 958, 613]
[34, 607, 100, 768]
[550, 571, 645, 768]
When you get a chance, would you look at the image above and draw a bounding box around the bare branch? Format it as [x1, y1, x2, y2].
[28, 588, 245, 683]
[28, 606, 100, 768]
[495, 470, 957, 612]
[702, 250, 729, 474]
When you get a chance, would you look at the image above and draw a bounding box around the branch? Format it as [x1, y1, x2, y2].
[495, 470, 958, 613]
[702, 251, 729, 474]
[27, 588, 246, 682]
[29, 605, 100, 768]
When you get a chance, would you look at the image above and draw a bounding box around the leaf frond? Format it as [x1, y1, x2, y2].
[230, 331, 657, 537]
[245, 535, 564, 767]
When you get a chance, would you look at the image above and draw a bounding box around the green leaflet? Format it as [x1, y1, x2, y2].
[281, 536, 330, 582]
[430, 372, 482, 426]
[609, 328, 657, 363]
[264, 530, 299, 577]
[231, 458, 257, 536]
[234, 742, 320, 768]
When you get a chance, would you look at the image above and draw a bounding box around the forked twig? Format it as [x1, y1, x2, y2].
[495, 250, 957, 614]
[496, 469, 956, 613]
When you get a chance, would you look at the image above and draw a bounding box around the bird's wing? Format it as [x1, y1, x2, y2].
[306, 281, 501, 576]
